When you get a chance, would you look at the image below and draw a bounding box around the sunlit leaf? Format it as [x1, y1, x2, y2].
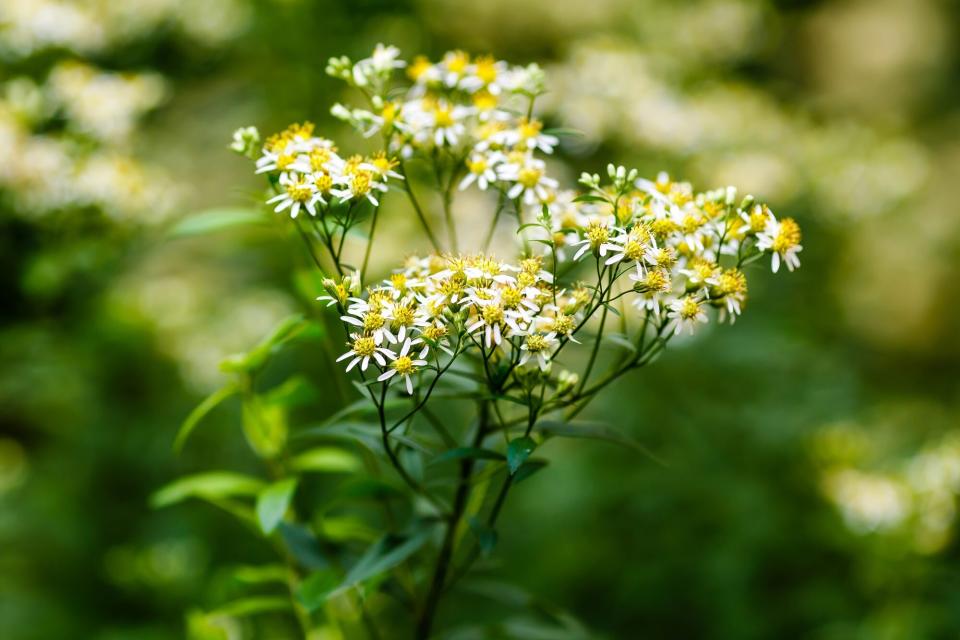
[151, 472, 264, 509]
[174, 383, 238, 453]
[233, 564, 289, 586]
[208, 596, 291, 618]
[290, 447, 361, 474]
[256, 478, 298, 534]
[168, 207, 268, 237]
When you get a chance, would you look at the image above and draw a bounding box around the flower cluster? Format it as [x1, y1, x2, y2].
[246, 121, 402, 217]
[327, 45, 560, 206]
[538, 168, 802, 333]
[320, 254, 587, 392]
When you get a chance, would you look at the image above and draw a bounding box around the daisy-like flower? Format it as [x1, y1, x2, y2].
[571, 219, 612, 261]
[666, 295, 709, 336]
[266, 172, 319, 218]
[519, 332, 557, 370]
[756, 214, 803, 273]
[499, 155, 558, 205]
[336, 334, 395, 372]
[679, 257, 721, 291]
[421, 99, 470, 147]
[458, 151, 501, 191]
[600, 224, 656, 267]
[367, 151, 403, 182]
[333, 167, 387, 206]
[341, 309, 392, 345]
[495, 118, 558, 154]
[352, 43, 405, 87]
[378, 338, 429, 394]
[711, 268, 748, 323]
[630, 268, 672, 317]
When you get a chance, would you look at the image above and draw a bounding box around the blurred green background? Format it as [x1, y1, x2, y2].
[2, 0, 959, 638]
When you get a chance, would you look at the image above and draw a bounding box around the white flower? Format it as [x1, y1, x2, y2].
[756, 215, 803, 273]
[458, 151, 501, 191]
[519, 332, 557, 370]
[377, 338, 429, 394]
[499, 156, 557, 205]
[266, 172, 318, 218]
[665, 295, 709, 336]
[336, 334, 395, 372]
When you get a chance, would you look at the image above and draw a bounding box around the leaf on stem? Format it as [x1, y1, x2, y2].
[506, 437, 537, 475]
[207, 596, 291, 618]
[256, 478, 298, 534]
[167, 207, 268, 237]
[297, 569, 341, 612]
[468, 516, 498, 555]
[289, 447, 361, 474]
[280, 522, 329, 571]
[173, 383, 237, 452]
[514, 458, 549, 484]
[431, 447, 506, 465]
[537, 420, 666, 466]
[151, 471, 265, 509]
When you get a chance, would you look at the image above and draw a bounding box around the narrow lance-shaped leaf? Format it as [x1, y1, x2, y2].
[151, 471, 265, 509]
[173, 383, 237, 453]
[507, 437, 537, 475]
[256, 478, 298, 534]
[431, 447, 506, 465]
[537, 420, 666, 466]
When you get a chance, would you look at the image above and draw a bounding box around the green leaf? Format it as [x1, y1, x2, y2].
[572, 194, 609, 204]
[468, 516, 498, 555]
[174, 384, 237, 453]
[297, 570, 340, 612]
[514, 458, 549, 484]
[256, 478, 298, 534]
[290, 447, 361, 474]
[263, 376, 318, 408]
[168, 207, 268, 237]
[208, 596, 291, 618]
[431, 447, 505, 465]
[221, 315, 310, 374]
[337, 528, 432, 592]
[151, 472, 264, 509]
[602, 333, 637, 354]
[319, 515, 379, 543]
[537, 420, 666, 465]
[232, 564, 289, 586]
[280, 522, 328, 571]
[241, 396, 288, 459]
[507, 437, 537, 475]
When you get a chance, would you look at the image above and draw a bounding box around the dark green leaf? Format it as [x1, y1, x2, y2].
[151, 472, 264, 509]
[468, 516, 498, 555]
[514, 458, 549, 484]
[280, 522, 328, 571]
[507, 437, 537, 475]
[432, 447, 505, 465]
[174, 384, 237, 452]
[338, 528, 432, 592]
[256, 478, 298, 534]
[296, 570, 340, 612]
[537, 420, 666, 465]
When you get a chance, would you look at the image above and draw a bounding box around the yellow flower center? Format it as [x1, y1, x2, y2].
[518, 167, 542, 188]
[352, 336, 376, 357]
[285, 178, 312, 202]
[392, 356, 416, 376]
[475, 56, 498, 83]
[482, 304, 504, 325]
[363, 313, 385, 331]
[526, 334, 548, 352]
[773, 218, 801, 253]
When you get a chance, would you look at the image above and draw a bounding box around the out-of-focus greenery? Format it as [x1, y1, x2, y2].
[2, 0, 959, 638]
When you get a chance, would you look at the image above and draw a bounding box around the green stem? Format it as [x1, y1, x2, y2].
[399, 160, 442, 253]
